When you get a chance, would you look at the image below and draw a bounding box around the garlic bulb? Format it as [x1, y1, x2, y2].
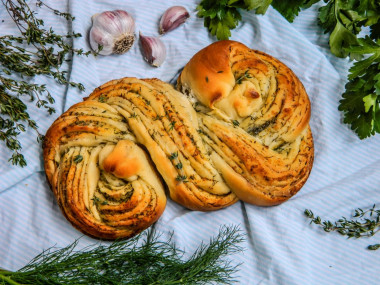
[159, 6, 190, 34]
[89, 10, 135, 56]
[139, 32, 166, 67]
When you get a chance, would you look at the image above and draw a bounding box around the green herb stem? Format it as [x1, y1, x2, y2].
[0, 0, 92, 167]
[0, 271, 21, 285]
[0, 226, 244, 284]
[305, 204, 380, 249]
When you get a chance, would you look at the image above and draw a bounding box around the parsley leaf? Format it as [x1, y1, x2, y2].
[197, 0, 273, 40]
[317, 0, 380, 58]
[338, 37, 380, 139]
[271, 0, 320, 23]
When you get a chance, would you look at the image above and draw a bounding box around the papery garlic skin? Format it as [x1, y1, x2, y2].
[89, 10, 135, 55]
[159, 6, 190, 34]
[139, 32, 166, 67]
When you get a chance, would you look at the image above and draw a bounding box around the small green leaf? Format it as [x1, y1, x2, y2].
[368, 244, 380, 250]
[73, 155, 83, 163]
[98, 95, 107, 103]
[272, 0, 319, 23]
[176, 174, 188, 183]
[329, 21, 359, 58]
[175, 162, 183, 169]
[169, 152, 178, 160]
[363, 94, 377, 113]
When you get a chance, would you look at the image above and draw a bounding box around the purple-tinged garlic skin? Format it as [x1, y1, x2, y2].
[159, 6, 190, 34]
[139, 32, 167, 67]
[89, 10, 135, 55]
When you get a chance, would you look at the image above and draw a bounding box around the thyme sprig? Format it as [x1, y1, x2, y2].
[0, 0, 91, 167]
[0, 225, 244, 284]
[305, 204, 380, 250]
[235, 70, 252, 84]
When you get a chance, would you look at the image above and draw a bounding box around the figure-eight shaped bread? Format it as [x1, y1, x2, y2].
[43, 41, 314, 239]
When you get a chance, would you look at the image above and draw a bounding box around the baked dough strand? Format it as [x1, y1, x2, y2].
[177, 40, 314, 206]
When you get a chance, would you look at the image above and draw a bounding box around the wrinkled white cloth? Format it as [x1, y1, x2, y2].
[1, 1, 379, 284]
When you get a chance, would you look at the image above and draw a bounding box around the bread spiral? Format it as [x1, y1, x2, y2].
[43, 77, 238, 239]
[177, 40, 314, 206]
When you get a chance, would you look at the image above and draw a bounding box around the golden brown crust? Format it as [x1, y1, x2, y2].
[178, 40, 314, 206]
[178, 40, 236, 108]
[44, 41, 314, 236]
[44, 77, 238, 239]
[43, 79, 168, 240]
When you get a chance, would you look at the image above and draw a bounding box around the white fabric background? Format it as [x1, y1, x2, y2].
[1, 1, 379, 284]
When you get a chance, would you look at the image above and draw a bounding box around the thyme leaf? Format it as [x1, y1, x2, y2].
[368, 244, 380, 250]
[169, 121, 176, 131]
[176, 174, 188, 183]
[235, 70, 252, 84]
[0, 225, 244, 284]
[73, 155, 83, 163]
[0, 0, 92, 167]
[168, 151, 178, 160]
[175, 162, 183, 169]
[232, 120, 240, 127]
[305, 204, 380, 249]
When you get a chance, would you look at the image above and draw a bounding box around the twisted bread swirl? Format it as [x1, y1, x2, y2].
[44, 77, 238, 239]
[177, 40, 314, 206]
[44, 41, 314, 239]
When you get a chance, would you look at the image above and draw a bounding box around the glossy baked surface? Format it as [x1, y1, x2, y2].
[178, 40, 314, 206]
[43, 78, 238, 239]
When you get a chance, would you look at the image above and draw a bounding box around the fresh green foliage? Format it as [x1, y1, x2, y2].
[339, 37, 380, 139]
[305, 205, 380, 249]
[368, 243, 380, 250]
[196, 0, 273, 40]
[0, 0, 91, 167]
[319, 1, 380, 138]
[196, 0, 320, 40]
[271, 0, 320, 22]
[270, 0, 380, 57]
[318, 0, 380, 58]
[0, 226, 244, 284]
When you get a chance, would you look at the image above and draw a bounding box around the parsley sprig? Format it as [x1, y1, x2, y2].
[196, 0, 272, 40]
[339, 37, 380, 139]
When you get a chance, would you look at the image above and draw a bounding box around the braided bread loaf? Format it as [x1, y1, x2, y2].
[44, 77, 238, 239]
[177, 40, 314, 206]
[43, 41, 313, 239]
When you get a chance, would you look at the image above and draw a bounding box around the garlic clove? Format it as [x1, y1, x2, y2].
[90, 26, 115, 56]
[159, 6, 190, 34]
[89, 10, 135, 55]
[139, 32, 166, 67]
